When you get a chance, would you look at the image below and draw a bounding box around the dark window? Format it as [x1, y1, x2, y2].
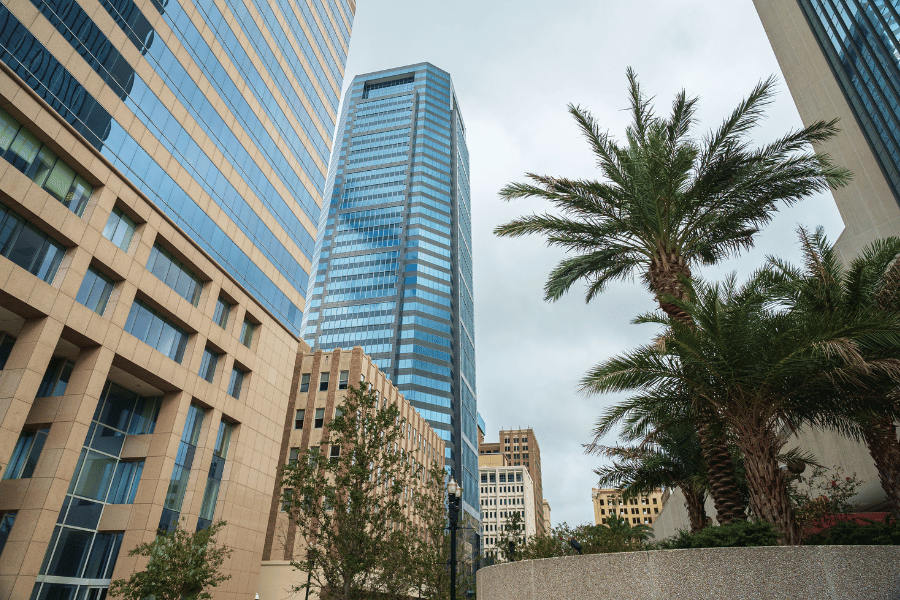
[125, 300, 188, 363]
[314, 408, 325, 428]
[37, 357, 74, 397]
[2, 429, 49, 479]
[0, 200, 65, 283]
[338, 370, 349, 390]
[294, 409, 305, 429]
[319, 372, 329, 391]
[0, 333, 16, 370]
[288, 448, 300, 464]
[227, 368, 245, 399]
[106, 461, 144, 504]
[330, 445, 340, 460]
[102, 207, 135, 251]
[299, 373, 310, 393]
[0, 512, 15, 557]
[147, 243, 203, 306]
[198, 347, 218, 383]
[213, 297, 231, 329]
[240, 319, 255, 347]
[75, 266, 114, 315]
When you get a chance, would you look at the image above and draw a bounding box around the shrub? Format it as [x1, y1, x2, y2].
[657, 520, 779, 549]
[803, 518, 900, 546]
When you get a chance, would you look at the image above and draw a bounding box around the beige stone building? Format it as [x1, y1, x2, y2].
[479, 456, 536, 558]
[0, 63, 309, 599]
[259, 346, 445, 600]
[592, 488, 667, 527]
[542, 499, 551, 530]
[479, 427, 546, 535]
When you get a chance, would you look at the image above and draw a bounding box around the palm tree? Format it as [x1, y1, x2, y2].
[495, 68, 851, 525]
[768, 228, 900, 515]
[590, 426, 709, 533]
[581, 273, 900, 544]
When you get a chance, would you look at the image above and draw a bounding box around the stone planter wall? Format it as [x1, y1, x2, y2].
[476, 546, 900, 600]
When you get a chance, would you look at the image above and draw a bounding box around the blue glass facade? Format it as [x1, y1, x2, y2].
[0, 0, 355, 334]
[303, 63, 480, 520]
[797, 0, 900, 203]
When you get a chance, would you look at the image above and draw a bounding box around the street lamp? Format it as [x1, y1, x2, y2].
[447, 477, 462, 600]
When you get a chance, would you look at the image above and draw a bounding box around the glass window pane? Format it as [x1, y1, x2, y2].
[43, 161, 76, 203]
[7, 225, 44, 273]
[73, 450, 117, 501]
[44, 526, 92, 577]
[65, 176, 92, 216]
[0, 107, 19, 153]
[6, 128, 40, 172]
[31, 146, 57, 188]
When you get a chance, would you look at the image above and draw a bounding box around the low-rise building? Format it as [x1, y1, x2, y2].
[592, 488, 667, 527]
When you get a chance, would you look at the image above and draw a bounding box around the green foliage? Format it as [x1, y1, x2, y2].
[108, 520, 232, 600]
[656, 520, 780, 549]
[789, 466, 864, 531]
[503, 518, 653, 561]
[804, 518, 900, 545]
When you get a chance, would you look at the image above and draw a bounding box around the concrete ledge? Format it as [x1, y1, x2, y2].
[476, 546, 900, 600]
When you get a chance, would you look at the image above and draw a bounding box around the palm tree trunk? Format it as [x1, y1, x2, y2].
[860, 416, 900, 516]
[680, 484, 708, 534]
[735, 429, 801, 545]
[696, 421, 746, 525]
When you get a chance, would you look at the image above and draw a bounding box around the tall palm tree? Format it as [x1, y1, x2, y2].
[768, 228, 900, 515]
[581, 274, 900, 544]
[495, 68, 851, 525]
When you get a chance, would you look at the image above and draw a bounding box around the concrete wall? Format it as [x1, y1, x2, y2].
[477, 546, 900, 600]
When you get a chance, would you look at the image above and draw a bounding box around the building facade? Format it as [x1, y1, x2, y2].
[0, 0, 354, 334]
[301, 63, 479, 522]
[479, 427, 546, 534]
[479, 459, 536, 557]
[0, 65, 305, 599]
[260, 346, 445, 600]
[752, 0, 900, 261]
[592, 488, 667, 527]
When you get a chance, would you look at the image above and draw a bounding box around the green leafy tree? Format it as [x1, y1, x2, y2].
[108, 519, 232, 600]
[495, 510, 526, 562]
[581, 272, 900, 544]
[280, 382, 417, 600]
[495, 68, 850, 526]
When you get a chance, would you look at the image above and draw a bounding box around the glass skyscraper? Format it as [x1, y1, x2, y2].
[0, 0, 354, 333]
[797, 0, 900, 203]
[303, 63, 480, 521]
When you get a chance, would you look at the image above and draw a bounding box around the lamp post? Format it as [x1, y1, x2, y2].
[447, 477, 462, 600]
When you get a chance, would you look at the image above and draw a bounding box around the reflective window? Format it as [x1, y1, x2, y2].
[37, 357, 75, 397]
[147, 243, 203, 306]
[159, 403, 204, 532]
[338, 370, 349, 390]
[197, 420, 233, 530]
[239, 319, 255, 347]
[314, 408, 325, 428]
[294, 409, 305, 429]
[124, 299, 188, 363]
[102, 207, 135, 252]
[319, 372, 329, 391]
[0, 333, 16, 370]
[213, 297, 231, 329]
[0, 107, 92, 216]
[3, 429, 49, 479]
[0, 512, 15, 558]
[76, 266, 114, 315]
[0, 200, 65, 284]
[198, 347, 219, 383]
[227, 367, 244, 399]
[299, 373, 310, 393]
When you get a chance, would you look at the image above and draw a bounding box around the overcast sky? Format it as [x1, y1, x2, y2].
[341, 0, 846, 527]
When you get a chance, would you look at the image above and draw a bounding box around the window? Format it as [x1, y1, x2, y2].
[0, 333, 16, 370]
[37, 357, 74, 397]
[76, 266, 114, 315]
[0, 107, 92, 215]
[3, 429, 49, 479]
[213, 297, 231, 329]
[330, 445, 340, 461]
[601, 509, 606, 515]
[107, 460, 144, 504]
[102, 207, 135, 251]
[288, 448, 300, 464]
[338, 370, 349, 390]
[147, 243, 203, 306]
[653, 498, 658, 504]
[299, 373, 310, 393]
[0, 512, 15, 557]
[240, 319, 255, 347]
[281, 489, 292, 512]
[0, 200, 66, 283]
[654, 507, 659, 514]
[294, 409, 305, 429]
[314, 408, 325, 428]
[319, 372, 329, 391]
[198, 347, 219, 383]
[228, 367, 245, 399]
[125, 299, 189, 363]
[481, 474, 487, 483]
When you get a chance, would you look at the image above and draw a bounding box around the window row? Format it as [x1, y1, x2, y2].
[299, 370, 350, 393]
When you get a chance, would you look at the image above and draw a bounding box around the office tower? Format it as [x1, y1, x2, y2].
[260, 346, 446, 598]
[592, 488, 666, 527]
[753, 0, 900, 261]
[302, 63, 480, 523]
[479, 427, 546, 534]
[0, 0, 354, 597]
[478, 458, 536, 558]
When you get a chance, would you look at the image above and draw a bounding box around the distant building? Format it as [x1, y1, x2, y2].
[261, 346, 445, 600]
[592, 488, 667, 527]
[479, 457, 536, 558]
[479, 427, 546, 534]
[542, 499, 552, 531]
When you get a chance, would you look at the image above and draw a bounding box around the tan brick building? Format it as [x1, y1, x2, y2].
[479, 427, 546, 535]
[592, 488, 667, 527]
[259, 346, 445, 600]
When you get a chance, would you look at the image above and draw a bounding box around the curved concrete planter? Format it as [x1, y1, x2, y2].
[476, 546, 900, 600]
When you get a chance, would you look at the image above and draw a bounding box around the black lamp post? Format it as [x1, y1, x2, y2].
[448, 477, 462, 600]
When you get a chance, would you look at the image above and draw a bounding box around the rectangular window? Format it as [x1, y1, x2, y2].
[75, 266, 114, 315]
[2, 429, 49, 479]
[146, 243, 203, 306]
[0, 512, 15, 557]
[198, 347, 219, 383]
[0, 200, 65, 283]
[37, 357, 74, 397]
[212, 296, 231, 329]
[330, 445, 340, 461]
[319, 372, 329, 391]
[106, 461, 144, 504]
[197, 420, 233, 530]
[227, 367, 245, 399]
[338, 370, 349, 390]
[294, 409, 305, 429]
[314, 408, 325, 428]
[288, 448, 300, 464]
[0, 107, 92, 216]
[159, 404, 205, 533]
[299, 373, 310, 393]
[0, 332, 16, 370]
[102, 207, 135, 252]
[239, 319, 255, 347]
[125, 300, 189, 363]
